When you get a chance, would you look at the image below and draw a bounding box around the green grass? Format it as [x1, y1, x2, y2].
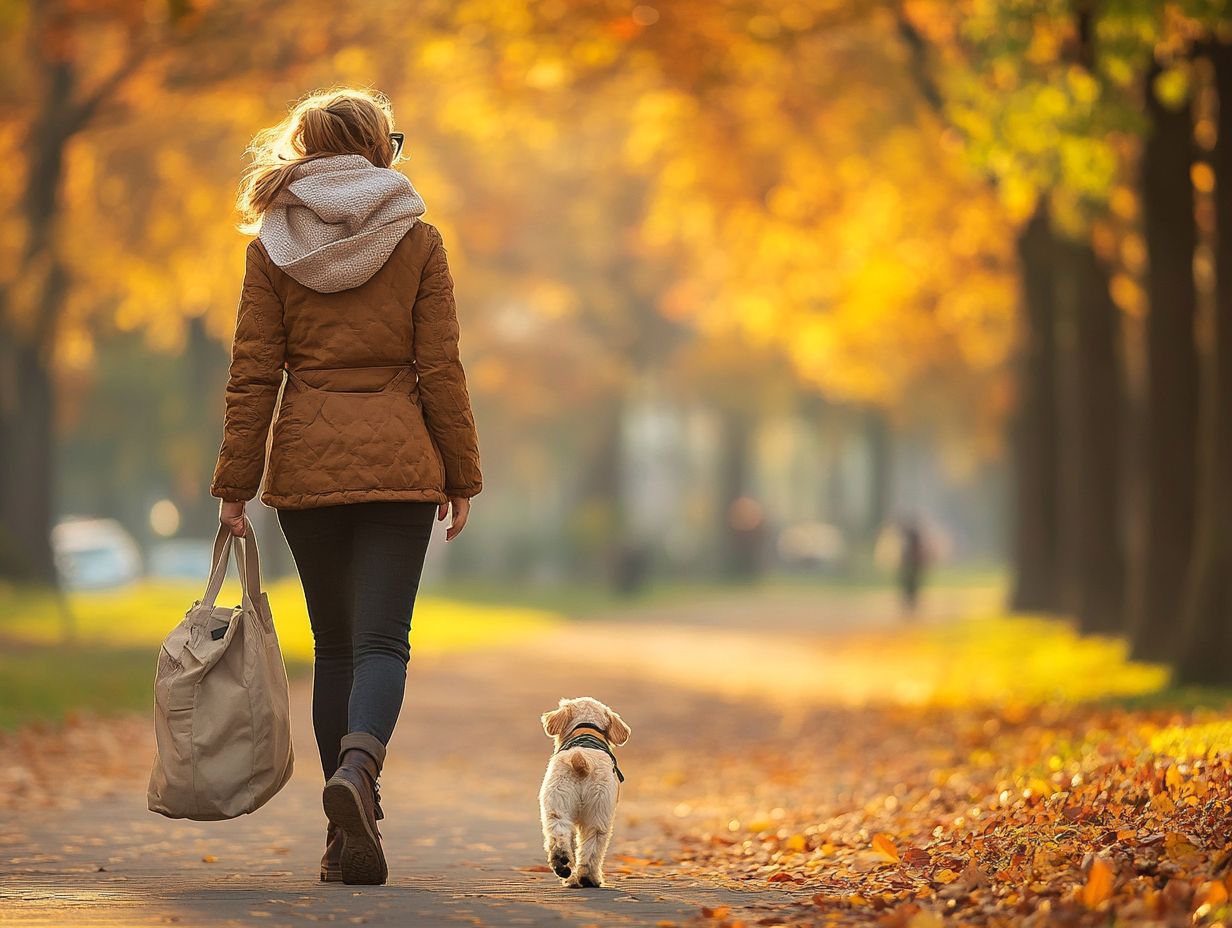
[0, 645, 164, 729]
[620, 612, 1179, 710]
[10, 571, 1186, 732]
[0, 579, 561, 729]
[0, 579, 561, 660]
[1101, 685, 1232, 713]
[426, 566, 1007, 617]
[423, 576, 751, 616]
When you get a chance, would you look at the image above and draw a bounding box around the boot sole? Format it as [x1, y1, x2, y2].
[323, 778, 388, 885]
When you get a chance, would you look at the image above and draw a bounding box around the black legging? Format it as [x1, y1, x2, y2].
[277, 501, 436, 779]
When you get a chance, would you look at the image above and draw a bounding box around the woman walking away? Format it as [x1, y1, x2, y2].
[210, 88, 482, 886]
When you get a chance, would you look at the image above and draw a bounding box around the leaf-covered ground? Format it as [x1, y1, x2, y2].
[2, 592, 1230, 928]
[626, 700, 1232, 928]
[598, 617, 1232, 928]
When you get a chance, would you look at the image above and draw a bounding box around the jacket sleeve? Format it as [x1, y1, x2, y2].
[210, 242, 286, 502]
[412, 226, 483, 498]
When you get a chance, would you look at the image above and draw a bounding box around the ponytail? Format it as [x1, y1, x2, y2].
[236, 87, 397, 234]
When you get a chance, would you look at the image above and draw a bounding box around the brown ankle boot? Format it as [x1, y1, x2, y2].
[322, 733, 388, 885]
[320, 823, 345, 882]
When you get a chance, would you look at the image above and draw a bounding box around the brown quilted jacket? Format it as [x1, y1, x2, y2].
[210, 222, 482, 508]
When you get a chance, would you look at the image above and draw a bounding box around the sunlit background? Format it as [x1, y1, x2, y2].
[9, 4, 1232, 926]
[7, 0, 1232, 690]
[6, 3, 1016, 588]
[2, 1, 1231, 713]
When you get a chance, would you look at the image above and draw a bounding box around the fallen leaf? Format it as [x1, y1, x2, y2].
[1164, 832, 1201, 862]
[1149, 792, 1177, 814]
[1195, 880, 1228, 908]
[1027, 778, 1055, 798]
[958, 861, 989, 888]
[1165, 764, 1183, 791]
[903, 846, 931, 868]
[1081, 857, 1114, 909]
[872, 833, 900, 862]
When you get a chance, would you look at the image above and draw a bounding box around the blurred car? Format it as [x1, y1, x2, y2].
[147, 538, 217, 580]
[52, 517, 143, 590]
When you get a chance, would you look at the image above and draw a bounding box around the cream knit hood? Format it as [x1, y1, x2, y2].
[258, 153, 426, 293]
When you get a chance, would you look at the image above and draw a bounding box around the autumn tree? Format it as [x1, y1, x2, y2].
[844, 3, 1133, 630]
[0, 0, 357, 582]
[1175, 40, 1232, 684]
[1132, 55, 1200, 658]
[0, 1, 164, 581]
[609, 1, 1019, 555]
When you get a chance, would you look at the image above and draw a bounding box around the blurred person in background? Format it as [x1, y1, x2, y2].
[210, 88, 482, 885]
[897, 515, 930, 619]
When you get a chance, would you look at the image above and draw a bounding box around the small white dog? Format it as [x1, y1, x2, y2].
[538, 696, 631, 888]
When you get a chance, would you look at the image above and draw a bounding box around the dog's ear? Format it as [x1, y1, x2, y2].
[541, 703, 573, 737]
[606, 708, 631, 745]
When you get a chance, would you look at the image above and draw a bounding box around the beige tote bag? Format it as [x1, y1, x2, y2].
[148, 523, 294, 820]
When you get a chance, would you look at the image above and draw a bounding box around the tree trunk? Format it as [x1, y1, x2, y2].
[1130, 63, 1201, 660]
[718, 407, 762, 581]
[572, 392, 631, 586]
[0, 329, 59, 582]
[0, 48, 75, 583]
[1054, 235, 1126, 634]
[1009, 203, 1063, 613]
[1175, 43, 1232, 684]
[179, 315, 224, 531]
[863, 407, 892, 549]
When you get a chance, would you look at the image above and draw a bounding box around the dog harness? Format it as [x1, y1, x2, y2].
[557, 722, 625, 783]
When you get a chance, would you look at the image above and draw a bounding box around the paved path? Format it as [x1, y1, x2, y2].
[0, 585, 999, 927]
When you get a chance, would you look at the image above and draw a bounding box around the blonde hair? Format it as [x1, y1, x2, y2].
[236, 87, 398, 233]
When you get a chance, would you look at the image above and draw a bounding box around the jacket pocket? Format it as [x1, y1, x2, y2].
[266, 388, 325, 496]
[409, 391, 447, 489]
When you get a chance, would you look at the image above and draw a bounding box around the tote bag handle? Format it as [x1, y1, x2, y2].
[201, 522, 264, 612]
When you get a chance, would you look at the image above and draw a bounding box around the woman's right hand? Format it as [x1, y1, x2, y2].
[220, 499, 248, 537]
[438, 497, 470, 541]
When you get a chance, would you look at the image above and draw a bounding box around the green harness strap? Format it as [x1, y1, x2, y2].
[556, 731, 625, 783]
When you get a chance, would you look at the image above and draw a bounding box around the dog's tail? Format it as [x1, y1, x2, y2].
[564, 749, 592, 777]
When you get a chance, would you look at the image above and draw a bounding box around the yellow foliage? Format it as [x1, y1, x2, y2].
[573, 604, 1170, 713]
[1153, 65, 1193, 110]
[0, 581, 560, 662]
[1148, 721, 1232, 762]
[10, 0, 1180, 462]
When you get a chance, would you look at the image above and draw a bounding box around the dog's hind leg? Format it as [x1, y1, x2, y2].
[573, 824, 612, 888]
[541, 811, 574, 879]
